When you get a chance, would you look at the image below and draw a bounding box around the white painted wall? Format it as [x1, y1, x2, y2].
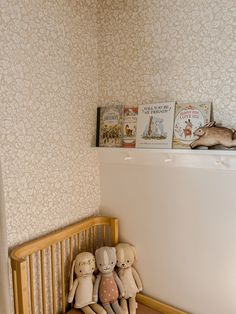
[100, 152, 236, 314]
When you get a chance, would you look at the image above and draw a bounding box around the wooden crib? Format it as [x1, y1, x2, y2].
[11, 216, 187, 314]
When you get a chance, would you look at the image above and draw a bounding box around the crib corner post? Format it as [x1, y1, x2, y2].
[111, 218, 119, 246]
[11, 258, 29, 314]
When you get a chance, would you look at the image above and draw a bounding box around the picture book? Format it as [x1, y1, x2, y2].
[122, 106, 138, 148]
[136, 102, 175, 148]
[96, 105, 124, 147]
[173, 102, 212, 149]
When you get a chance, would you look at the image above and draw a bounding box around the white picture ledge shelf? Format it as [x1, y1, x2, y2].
[97, 148, 236, 171]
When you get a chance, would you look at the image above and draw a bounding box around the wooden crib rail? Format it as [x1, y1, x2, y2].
[11, 216, 118, 262]
[10, 216, 187, 314]
[11, 216, 119, 314]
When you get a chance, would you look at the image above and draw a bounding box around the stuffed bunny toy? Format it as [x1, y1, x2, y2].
[93, 246, 124, 314]
[68, 252, 106, 314]
[115, 243, 142, 314]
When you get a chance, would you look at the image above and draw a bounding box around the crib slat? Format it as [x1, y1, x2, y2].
[93, 226, 97, 252]
[84, 230, 87, 251]
[69, 236, 73, 269]
[111, 218, 119, 245]
[29, 255, 35, 314]
[77, 233, 80, 253]
[60, 241, 66, 314]
[16, 260, 30, 314]
[40, 250, 46, 314]
[51, 245, 56, 314]
[103, 225, 106, 245]
[87, 229, 91, 251]
[10, 217, 119, 314]
[12, 269, 19, 314]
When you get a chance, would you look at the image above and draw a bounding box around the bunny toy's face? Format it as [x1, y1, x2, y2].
[95, 247, 116, 274]
[116, 243, 135, 269]
[74, 252, 95, 277]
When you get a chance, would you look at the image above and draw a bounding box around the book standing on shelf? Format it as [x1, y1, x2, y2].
[136, 102, 176, 149]
[173, 102, 212, 149]
[122, 106, 138, 148]
[96, 105, 124, 147]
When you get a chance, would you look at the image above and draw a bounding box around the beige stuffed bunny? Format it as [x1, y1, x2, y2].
[68, 252, 106, 314]
[93, 246, 124, 314]
[115, 243, 142, 314]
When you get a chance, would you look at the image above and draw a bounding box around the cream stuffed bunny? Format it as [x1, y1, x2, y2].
[93, 246, 124, 314]
[115, 243, 142, 314]
[68, 252, 106, 314]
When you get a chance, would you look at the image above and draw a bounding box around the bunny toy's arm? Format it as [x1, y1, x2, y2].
[68, 278, 79, 303]
[93, 273, 101, 302]
[114, 271, 125, 298]
[131, 267, 142, 291]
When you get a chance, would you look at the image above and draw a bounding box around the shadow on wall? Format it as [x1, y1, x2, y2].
[0, 161, 10, 314]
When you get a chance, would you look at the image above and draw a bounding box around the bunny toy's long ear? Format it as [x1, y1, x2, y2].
[69, 260, 76, 291]
[131, 245, 137, 260]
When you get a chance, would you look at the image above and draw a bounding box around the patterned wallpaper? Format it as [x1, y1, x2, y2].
[98, 0, 236, 127]
[2, 0, 235, 247]
[1, 0, 100, 248]
[1, 0, 235, 313]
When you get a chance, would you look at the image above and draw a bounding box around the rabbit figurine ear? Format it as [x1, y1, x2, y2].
[205, 121, 216, 128]
[69, 259, 76, 291]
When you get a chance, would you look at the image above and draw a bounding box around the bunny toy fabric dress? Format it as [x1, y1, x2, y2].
[117, 268, 138, 299]
[99, 273, 119, 304]
[74, 274, 95, 308]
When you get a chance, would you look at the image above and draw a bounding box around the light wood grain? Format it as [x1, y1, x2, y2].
[111, 218, 119, 245]
[51, 245, 56, 314]
[29, 255, 35, 314]
[16, 260, 29, 314]
[10, 216, 187, 314]
[11, 216, 117, 260]
[40, 250, 46, 314]
[60, 241, 66, 314]
[103, 225, 106, 246]
[70, 236, 74, 269]
[93, 226, 96, 252]
[12, 268, 19, 314]
[137, 294, 188, 314]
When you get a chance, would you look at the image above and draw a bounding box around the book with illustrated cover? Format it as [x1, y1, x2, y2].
[173, 102, 212, 149]
[122, 106, 138, 148]
[96, 105, 124, 147]
[136, 102, 175, 148]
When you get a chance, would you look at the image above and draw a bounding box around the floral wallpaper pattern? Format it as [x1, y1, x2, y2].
[1, 0, 236, 312]
[98, 0, 236, 127]
[2, 0, 235, 247]
[1, 0, 100, 248]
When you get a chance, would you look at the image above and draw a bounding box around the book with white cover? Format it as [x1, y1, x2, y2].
[173, 102, 212, 148]
[136, 102, 175, 148]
